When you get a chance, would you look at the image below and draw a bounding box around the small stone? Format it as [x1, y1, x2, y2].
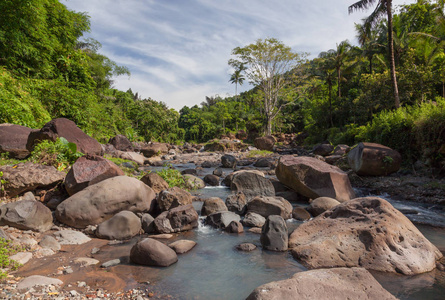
[147, 234, 174, 239]
[101, 259, 121, 268]
[248, 227, 262, 234]
[70, 290, 78, 297]
[63, 267, 73, 274]
[91, 247, 100, 254]
[78, 281, 87, 287]
[236, 243, 257, 252]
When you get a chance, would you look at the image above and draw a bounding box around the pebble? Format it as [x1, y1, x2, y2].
[101, 259, 121, 268]
[91, 247, 101, 254]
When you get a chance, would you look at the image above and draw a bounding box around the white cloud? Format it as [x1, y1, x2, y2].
[64, 0, 416, 111]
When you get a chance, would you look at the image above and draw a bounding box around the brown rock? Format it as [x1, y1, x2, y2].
[140, 143, 169, 158]
[225, 220, 244, 233]
[169, 240, 197, 254]
[246, 196, 292, 220]
[348, 142, 402, 176]
[246, 267, 397, 300]
[312, 143, 334, 156]
[0, 200, 53, 232]
[108, 135, 133, 151]
[230, 171, 275, 201]
[0, 162, 65, 198]
[95, 211, 141, 240]
[64, 155, 124, 196]
[306, 197, 341, 217]
[26, 118, 102, 155]
[289, 197, 443, 275]
[236, 243, 256, 251]
[201, 197, 228, 216]
[254, 136, 276, 151]
[225, 192, 247, 215]
[276, 155, 355, 202]
[157, 187, 193, 212]
[260, 215, 288, 251]
[140, 173, 169, 194]
[130, 238, 178, 267]
[153, 204, 199, 234]
[292, 206, 311, 221]
[0, 124, 33, 159]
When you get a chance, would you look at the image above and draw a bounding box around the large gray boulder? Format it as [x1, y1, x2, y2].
[0, 162, 65, 198]
[157, 187, 193, 212]
[261, 215, 288, 252]
[55, 176, 156, 228]
[130, 238, 178, 267]
[206, 211, 241, 229]
[348, 142, 402, 176]
[276, 155, 355, 202]
[246, 196, 292, 220]
[230, 171, 275, 201]
[0, 124, 33, 159]
[241, 212, 266, 228]
[26, 118, 102, 155]
[246, 267, 397, 300]
[289, 197, 443, 275]
[95, 211, 141, 240]
[0, 200, 53, 232]
[64, 155, 124, 196]
[153, 204, 199, 234]
[221, 154, 237, 168]
[225, 192, 247, 215]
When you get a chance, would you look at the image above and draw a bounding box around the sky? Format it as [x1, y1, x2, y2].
[64, 0, 416, 111]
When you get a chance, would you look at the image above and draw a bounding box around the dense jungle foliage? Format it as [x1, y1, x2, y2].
[2, 0, 445, 166]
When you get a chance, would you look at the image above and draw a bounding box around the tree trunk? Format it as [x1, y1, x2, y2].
[337, 67, 341, 98]
[387, 0, 401, 108]
[328, 81, 333, 127]
[266, 115, 272, 136]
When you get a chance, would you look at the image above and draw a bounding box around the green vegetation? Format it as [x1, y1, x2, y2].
[246, 150, 274, 158]
[29, 138, 83, 171]
[156, 165, 187, 190]
[0, 238, 22, 280]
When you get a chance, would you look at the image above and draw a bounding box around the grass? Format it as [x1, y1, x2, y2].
[0, 238, 22, 280]
[246, 150, 274, 158]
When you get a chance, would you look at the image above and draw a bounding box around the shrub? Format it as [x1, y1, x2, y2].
[0, 238, 22, 280]
[29, 138, 83, 171]
[156, 165, 187, 190]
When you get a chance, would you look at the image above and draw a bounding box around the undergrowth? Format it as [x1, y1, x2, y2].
[0, 238, 22, 280]
[29, 138, 83, 171]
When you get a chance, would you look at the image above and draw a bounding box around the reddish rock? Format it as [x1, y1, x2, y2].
[153, 204, 199, 234]
[0, 124, 33, 159]
[157, 187, 193, 212]
[108, 135, 133, 151]
[225, 220, 244, 233]
[64, 155, 124, 196]
[289, 197, 443, 275]
[140, 173, 169, 194]
[276, 155, 355, 202]
[140, 143, 169, 158]
[254, 136, 276, 151]
[307, 197, 341, 217]
[26, 118, 102, 155]
[169, 240, 197, 254]
[130, 238, 178, 267]
[348, 142, 402, 176]
[246, 196, 292, 220]
[292, 206, 311, 221]
[201, 197, 228, 216]
[312, 143, 334, 156]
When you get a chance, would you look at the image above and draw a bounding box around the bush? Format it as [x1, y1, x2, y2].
[156, 165, 187, 190]
[0, 238, 22, 280]
[29, 138, 83, 171]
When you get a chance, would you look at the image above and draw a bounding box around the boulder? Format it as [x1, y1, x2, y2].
[289, 197, 443, 275]
[230, 171, 275, 201]
[276, 155, 355, 202]
[140, 143, 169, 158]
[26, 118, 102, 155]
[201, 197, 228, 216]
[0, 162, 65, 198]
[307, 197, 341, 217]
[181, 169, 198, 176]
[241, 212, 266, 228]
[39, 235, 61, 252]
[246, 267, 397, 300]
[140, 173, 169, 194]
[221, 154, 237, 168]
[0, 200, 53, 232]
[225, 220, 244, 233]
[348, 142, 402, 176]
[246, 196, 292, 220]
[95, 211, 141, 240]
[116, 151, 145, 165]
[334, 144, 350, 155]
[64, 155, 124, 196]
[236, 243, 257, 252]
[203, 174, 220, 186]
[141, 213, 155, 233]
[55, 176, 156, 228]
[54, 230, 91, 245]
[206, 211, 241, 229]
[17, 275, 63, 291]
[213, 167, 224, 177]
[223, 169, 264, 187]
[153, 204, 199, 234]
[0, 124, 33, 159]
[254, 136, 276, 151]
[312, 143, 334, 156]
[260, 215, 288, 251]
[183, 174, 205, 190]
[253, 158, 274, 168]
[292, 206, 311, 221]
[169, 240, 197, 254]
[108, 135, 133, 151]
[225, 192, 247, 215]
[130, 238, 178, 267]
[157, 187, 193, 212]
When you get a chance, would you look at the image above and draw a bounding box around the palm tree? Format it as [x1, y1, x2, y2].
[349, 0, 401, 108]
[331, 40, 353, 98]
[229, 64, 246, 101]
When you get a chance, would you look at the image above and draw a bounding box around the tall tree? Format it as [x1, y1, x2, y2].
[229, 38, 304, 135]
[229, 63, 246, 100]
[349, 0, 401, 108]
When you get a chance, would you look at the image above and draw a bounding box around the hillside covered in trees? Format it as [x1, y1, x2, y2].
[2, 0, 445, 166]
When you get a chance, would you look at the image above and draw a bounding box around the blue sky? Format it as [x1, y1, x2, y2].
[64, 0, 415, 111]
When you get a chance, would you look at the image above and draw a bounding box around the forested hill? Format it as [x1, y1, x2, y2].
[2, 0, 445, 167]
